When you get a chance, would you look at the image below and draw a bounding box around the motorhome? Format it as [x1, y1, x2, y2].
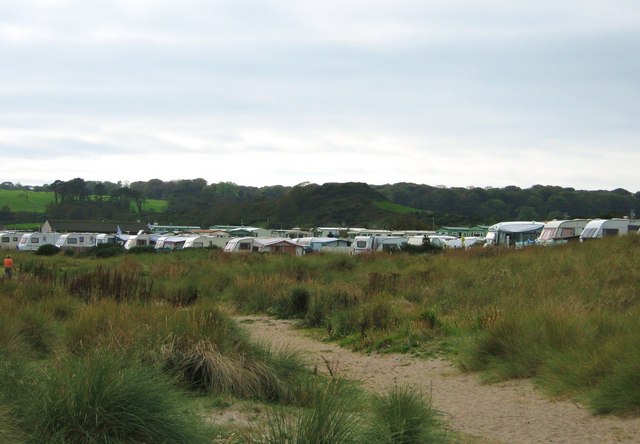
[0, 232, 32, 250]
[351, 235, 407, 254]
[484, 221, 544, 248]
[55, 233, 98, 249]
[579, 218, 640, 241]
[536, 219, 589, 245]
[17, 232, 61, 251]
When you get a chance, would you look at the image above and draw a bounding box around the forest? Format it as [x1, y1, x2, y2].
[1, 178, 638, 229]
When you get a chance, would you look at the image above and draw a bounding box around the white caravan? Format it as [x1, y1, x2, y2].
[95, 233, 119, 245]
[17, 232, 61, 251]
[55, 233, 98, 249]
[351, 235, 407, 254]
[484, 221, 544, 248]
[580, 219, 640, 241]
[0, 232, 32, 250]
[290, 237, 352, 254]
[536, 219, 590, 245]
[123, 232, 158, 250]
[182, 235, 229, 250]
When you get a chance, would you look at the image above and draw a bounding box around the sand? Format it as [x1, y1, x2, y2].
[237, 315, 640, 444]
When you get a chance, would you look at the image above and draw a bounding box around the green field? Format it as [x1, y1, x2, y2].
[0, 190, 167, 213]
[0, 190, 54, 213]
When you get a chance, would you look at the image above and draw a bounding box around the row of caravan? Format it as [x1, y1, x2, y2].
[0, 230, 230, 252]
[485, 218, 640, 248]
[2, 217, 638, 254]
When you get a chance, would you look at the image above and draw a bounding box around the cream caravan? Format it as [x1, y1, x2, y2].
[580, 218, 640, 241]
[536, 220, 589, 245]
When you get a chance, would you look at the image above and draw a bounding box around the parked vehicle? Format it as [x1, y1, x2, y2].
[352, 235, 407, 254]
[0, 231, 32, 250]
[485, 221, 544, 248]
[17, 232, 61, 251]
[95, 233, 119, 245]
[223, 237, 304, 255]
[123, 232, 159, 250]
[536, 219, 590, 245]
[580, 218, 640, 241]
[290, 237, 351, 254]
[55, 233, 98, 249]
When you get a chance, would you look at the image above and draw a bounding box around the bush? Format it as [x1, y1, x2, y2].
[94, 244, 124, 258]
[10, 352, 212, 444]
[127, 245, 156, 254]
[35, 244, 60, 256]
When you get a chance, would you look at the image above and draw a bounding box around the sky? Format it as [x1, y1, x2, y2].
[1, 0, 639, 192]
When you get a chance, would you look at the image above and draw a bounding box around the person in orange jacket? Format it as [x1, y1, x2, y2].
[4, 254, 13, 279]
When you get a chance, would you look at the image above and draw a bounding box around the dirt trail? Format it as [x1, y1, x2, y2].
[238, 315, 640, 444]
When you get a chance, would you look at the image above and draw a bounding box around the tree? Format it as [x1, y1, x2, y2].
[93, 183, 107, 202]
[516, 206, 539, 221]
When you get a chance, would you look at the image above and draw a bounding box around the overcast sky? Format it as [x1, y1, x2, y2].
[1, 0, 639, 191]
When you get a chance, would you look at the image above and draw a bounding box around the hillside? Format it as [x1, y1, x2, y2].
[2, 179, 639, 228]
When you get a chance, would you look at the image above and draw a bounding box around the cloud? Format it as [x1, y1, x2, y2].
[1, 1, 639, 191]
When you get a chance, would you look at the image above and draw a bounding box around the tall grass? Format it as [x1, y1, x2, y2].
[4, 352, 212, 443]
[259, 379, 364, 444]
[364, 385, 445, 444]
[7, 235, 640, 415]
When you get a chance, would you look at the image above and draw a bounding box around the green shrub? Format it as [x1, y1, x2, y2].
[35, 243, 60, 256]
[127, 245, 156, 254]
[94, 244, 124, 258]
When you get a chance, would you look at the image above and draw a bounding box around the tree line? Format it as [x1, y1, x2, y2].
[2, 179, 638, 229]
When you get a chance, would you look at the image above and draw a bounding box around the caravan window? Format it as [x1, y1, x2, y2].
[31, 238, 39, 244]
[602, 228, 619, 237]
[539, 228, 555, 241]
[356, 240, 367, 248]
[559, 228, 575, 237]
[68, 237, 78, 244]
[2, 237, 9, 243]
[239, 242, 251, 251]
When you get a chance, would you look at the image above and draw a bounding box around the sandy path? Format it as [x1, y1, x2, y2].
[238, 315, 640, 444]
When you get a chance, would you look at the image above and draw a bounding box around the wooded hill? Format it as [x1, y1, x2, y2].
[1, 179, 638, 229]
